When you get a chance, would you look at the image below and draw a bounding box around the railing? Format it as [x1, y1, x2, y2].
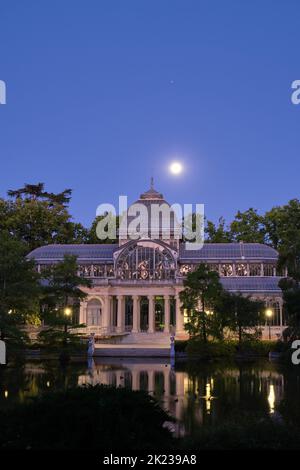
[74, 325, 172, 337]
[75, 326, 131, 337]
[260, 326, 284, 339]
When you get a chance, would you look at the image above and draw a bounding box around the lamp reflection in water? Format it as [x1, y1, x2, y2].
[205, 383, 212, 414]
[268, 384, 275, 414]
[201, 380, 216, 415]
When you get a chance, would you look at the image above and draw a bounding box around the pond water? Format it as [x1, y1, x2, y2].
[0, 358, 299, 438]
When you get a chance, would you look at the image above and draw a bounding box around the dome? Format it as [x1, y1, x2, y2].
[119, 179, 179, 246]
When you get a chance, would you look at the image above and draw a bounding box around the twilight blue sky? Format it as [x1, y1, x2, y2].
[0, 0, 300, 227]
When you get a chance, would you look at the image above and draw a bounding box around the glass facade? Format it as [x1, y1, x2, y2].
[115, 242, 176, 280]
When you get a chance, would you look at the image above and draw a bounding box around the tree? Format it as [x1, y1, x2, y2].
[42, 189, 72, 207]
[39, 255, 92, 356]
[41, 254, 91, 318]
[279, 277, 300, 340]
[205, 217, 232, 243]
[3, 183, 88, 251]
[218, 292, 264, 344]
[87, 214, 120, 244]
[180, 264, 224, 342]
[265, 200, 300, 280]
[7, 182, 45, 200]
[0, 232, 41, 347]
[208, 291, 235, 340]
[229, 208, 266, 244]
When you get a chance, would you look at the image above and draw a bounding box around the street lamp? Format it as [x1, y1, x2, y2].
[59, 306, 73, 364]
[206, 309, 214, 316]
[63, 307, 72, 343]
[265, 308, 273, 340]
[64, 307, 72, 317]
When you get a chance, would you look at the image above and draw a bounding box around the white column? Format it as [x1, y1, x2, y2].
[102, 295, 111, 332]
[110, 296, 114, 330]
[164, 295, 170, 333]
[117, 295, 125, 333]
[279, 301, 283, 328]
[232, 264, 236, 276]
[79, 301, 87, 324]
[148, 370, 155, 394]
[175, 294, 184, 335]
[131, 370, 140, 391]
[148, 295, 155, 333]
[132, 295, 140, 333]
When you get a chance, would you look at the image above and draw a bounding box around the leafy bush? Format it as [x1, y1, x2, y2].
[186, 340, 236, 358]
[237, 339, 278, 356]
[186, 339, 279, 358]
[0, 385, 174, 450]
[37, 327, 86, 354]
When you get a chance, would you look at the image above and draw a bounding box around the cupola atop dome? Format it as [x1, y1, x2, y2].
[139, 177, 164, 200]
[118, 178, 179, 250]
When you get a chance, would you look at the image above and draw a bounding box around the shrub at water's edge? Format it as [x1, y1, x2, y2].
[176, 339, 281, 358]
[0, 385, 175, 450]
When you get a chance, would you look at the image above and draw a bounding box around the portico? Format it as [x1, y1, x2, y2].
[79, 290, 185, 337]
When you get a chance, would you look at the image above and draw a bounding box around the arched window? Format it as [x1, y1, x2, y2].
[115, 241, 176, 280]
[86, 299, 102, 326]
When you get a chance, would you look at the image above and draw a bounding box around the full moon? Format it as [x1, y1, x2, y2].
[169, 161, 183, 175]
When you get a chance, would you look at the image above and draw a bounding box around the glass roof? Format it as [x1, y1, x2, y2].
[29, 242, 278, 262]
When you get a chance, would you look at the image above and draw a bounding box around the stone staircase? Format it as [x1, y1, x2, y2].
[93, 332, 171, 357]
[120, 332, 171, 345]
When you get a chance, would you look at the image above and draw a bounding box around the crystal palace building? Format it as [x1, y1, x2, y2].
[29, 184, 285, 349]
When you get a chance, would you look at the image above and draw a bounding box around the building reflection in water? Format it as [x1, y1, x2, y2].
[78, 359, 286, 436]
[0, 359, 291, 438]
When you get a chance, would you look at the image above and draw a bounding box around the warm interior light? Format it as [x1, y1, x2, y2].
[266, 308, 273, 318]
